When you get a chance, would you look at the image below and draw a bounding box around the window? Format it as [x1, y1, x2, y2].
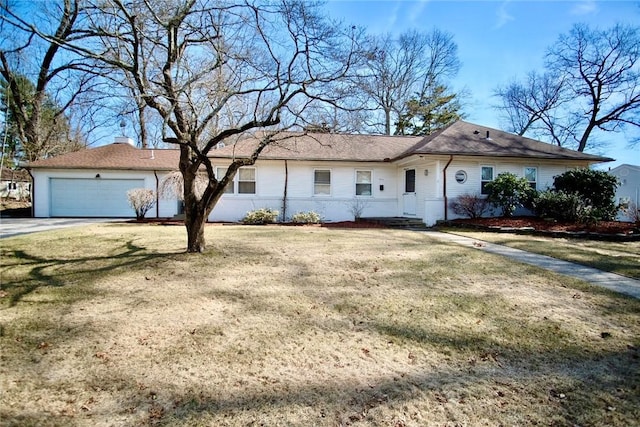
[238, 168, 256, 194]
[525, 167, 537, 189]
[216, 167, 234, 194]
[481, 166, 494, 195]
[405, 169, 416, 193]
[314, 169, 331, 195]
[455, 170, 467, 184]
[356, 170, 372, 196]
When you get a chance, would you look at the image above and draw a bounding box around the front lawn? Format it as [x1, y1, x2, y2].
[1, 224, 638, 426]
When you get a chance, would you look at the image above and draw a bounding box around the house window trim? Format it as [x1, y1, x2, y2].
[313, 168, 332, 196]
[524, 166, 538, 190]
[355, 169, 373, 197]
[216, 166, 234, 194]
[480, 165, 494, 195]
[237, 167, 257, 195]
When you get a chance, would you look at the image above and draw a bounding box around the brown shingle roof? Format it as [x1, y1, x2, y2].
[402, 121, 613, 162]
[208, 132, 423, 162]
[28, 143, 179, 170]
[26, 121, 613, 170]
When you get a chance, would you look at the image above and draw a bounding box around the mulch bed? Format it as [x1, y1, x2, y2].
[443, 216, 639, 241]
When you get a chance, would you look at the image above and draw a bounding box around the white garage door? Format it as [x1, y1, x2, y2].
[50, 178, 145, 217]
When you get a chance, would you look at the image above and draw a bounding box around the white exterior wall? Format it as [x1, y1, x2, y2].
[209, 160, 400, 222]
[414, 157, 592, 224]
[30, 157, 599, 223]
[32, 169, 178, 218]
[609, 165, 640, 221]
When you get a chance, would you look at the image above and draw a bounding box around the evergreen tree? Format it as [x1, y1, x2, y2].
[395, 84, 462, 136]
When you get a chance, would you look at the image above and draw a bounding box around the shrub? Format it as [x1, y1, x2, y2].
[347, 199, 370, 220]
[291, 211, 322, 224]
[449, 193, 490, 218]
[621, 200, 640, 225]
[552, 168, 619, 221]
[242, 208, 279, 224]
[532, 190, 585, 222]
[127, 188, 156, 220]
[484, 172, 536, 217]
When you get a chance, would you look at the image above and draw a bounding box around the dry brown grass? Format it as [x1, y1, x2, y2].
[1, 224, 639, 427]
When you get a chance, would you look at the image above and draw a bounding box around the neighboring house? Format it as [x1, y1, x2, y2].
[608, 164, 640, 221]
[28, 121, 612, 224]
[1, 168, 31, 200]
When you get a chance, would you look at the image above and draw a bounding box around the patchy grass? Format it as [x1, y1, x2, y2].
[440, 228, 640, 280]
[1, 224, 639, 426]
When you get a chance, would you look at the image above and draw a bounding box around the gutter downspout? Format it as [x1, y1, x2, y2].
[282, 160, 288, 222]
[154, 170, 159, 218]
[26, 168, 34, 218]
[443, 155, 453, 221]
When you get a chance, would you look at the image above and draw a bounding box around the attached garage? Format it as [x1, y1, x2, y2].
[50, 178, 144, 217]
[28, 140, 180, 218]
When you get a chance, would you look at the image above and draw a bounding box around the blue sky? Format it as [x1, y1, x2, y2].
[325, 0, 640, 168]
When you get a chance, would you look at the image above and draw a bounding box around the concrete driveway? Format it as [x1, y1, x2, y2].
[0, 218, 120, 239]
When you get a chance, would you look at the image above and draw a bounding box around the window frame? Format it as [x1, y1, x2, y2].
[313, 168, 331, 196]
[237, 167, 256, 195]
[480, 165, 494, 195]
[524, 166, 538, 190]
[404, 169, 416, 193]
[355, 170, 373, 196]
[216, 166, 234, 194]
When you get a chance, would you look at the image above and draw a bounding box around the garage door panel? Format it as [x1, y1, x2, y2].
[50, 178, 145, 217]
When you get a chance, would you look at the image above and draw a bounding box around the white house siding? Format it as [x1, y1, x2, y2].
[208, 160, 400, 222]
[609, 165, 640, 221]
[402, 157, 593, 224]
[32, 169, 178, 218]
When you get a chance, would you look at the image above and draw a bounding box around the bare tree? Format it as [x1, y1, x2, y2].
[494, 23, 640, 152]
[356, 29, 461, 135]
[49, 0, 359, 252]
[493, 71, 567, 140]
[547, 23, 640, 152]
[0, 0, 100, 162]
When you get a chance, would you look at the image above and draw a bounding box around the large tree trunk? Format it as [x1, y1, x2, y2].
[185, 206, 206, 253]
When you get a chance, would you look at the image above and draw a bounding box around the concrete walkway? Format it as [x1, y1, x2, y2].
[0, 218, 119, 239]
[422, 231, 640, 300]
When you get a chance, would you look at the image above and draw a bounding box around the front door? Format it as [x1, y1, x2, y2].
[403, 169, 417, 215]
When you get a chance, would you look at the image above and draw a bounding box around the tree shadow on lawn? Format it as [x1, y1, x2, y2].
[1, 240, 181, 307]
[46, 330, 637, 427]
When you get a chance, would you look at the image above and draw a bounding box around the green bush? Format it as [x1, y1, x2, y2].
[291, 211, 322, 224]
[532, 190, 585, 222]
[552, 168, 619, 221]
[242, 208, 279, 224]
[484, 172, 536, 217]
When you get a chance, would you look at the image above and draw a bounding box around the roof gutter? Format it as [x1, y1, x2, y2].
[443, 155, 453, 221]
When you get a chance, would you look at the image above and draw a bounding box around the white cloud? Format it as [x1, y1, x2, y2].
[571, 0, 598, 15]
[387, 2, 400, 29]
[494, 0, 514, 29]
[408, 0, 429, 24]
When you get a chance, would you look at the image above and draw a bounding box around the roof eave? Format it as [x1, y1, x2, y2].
[28, 165, 177, 171]
[394, 151, 614, 163]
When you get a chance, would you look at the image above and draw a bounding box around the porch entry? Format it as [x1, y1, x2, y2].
[403, 168, 417, 215]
